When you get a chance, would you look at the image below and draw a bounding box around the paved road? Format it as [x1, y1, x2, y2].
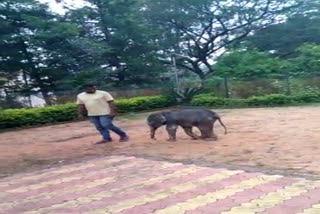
[0, 156, 320, 214]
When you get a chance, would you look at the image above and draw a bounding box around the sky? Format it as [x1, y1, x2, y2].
[38, 0, 86, 14]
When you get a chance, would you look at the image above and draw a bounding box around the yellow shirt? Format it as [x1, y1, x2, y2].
[77, 90, 114, 116]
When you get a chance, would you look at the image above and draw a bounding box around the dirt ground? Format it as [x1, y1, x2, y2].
[1, 106, 320, 178]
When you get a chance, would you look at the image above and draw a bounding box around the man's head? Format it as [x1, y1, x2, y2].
[84, 84, 96, 94]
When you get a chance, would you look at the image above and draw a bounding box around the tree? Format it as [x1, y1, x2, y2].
[63, 0, 166, 86]
[213, 48, 290, 96]
[142, 0, 303, 80]
[288, 44, 320, 76]
[214, 49, 287, 79]
[244, 15, 320, 58]
[0, 0, 79, 106]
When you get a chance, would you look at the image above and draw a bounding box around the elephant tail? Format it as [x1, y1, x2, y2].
[215, 115, 227, 134]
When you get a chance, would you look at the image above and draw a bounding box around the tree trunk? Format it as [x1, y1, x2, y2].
[35, 79, 52, 106]
[41, 91, 52, 106]
[20, 39, 52, 105]
[22, 70, 32, 107]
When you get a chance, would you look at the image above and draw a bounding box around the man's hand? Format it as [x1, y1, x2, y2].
[110, 109, 116, 117]
[108, 100, 117, 119]
[78, 104, 88, 118]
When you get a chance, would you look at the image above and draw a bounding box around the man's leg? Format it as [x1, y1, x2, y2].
[89, 116, 112, 143]
[99, 115, 129, 142]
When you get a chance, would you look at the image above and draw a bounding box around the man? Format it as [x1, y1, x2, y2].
[77, 84, 129, 144]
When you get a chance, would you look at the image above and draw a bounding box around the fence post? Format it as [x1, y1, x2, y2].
[224, 76, 230, 98]
[285, 73, 291, 95]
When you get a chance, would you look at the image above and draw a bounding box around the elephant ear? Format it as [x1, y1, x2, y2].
[160, 115, 166, 123]
[160, 112, 170, 124]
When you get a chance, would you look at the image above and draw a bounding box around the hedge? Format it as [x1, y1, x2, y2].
[116, 95, 175, 113]
[0, 103, 78, 130]
[1, 93, 320, 130]
[246, 94, 293, 106]
[191, 93, 320, 108]
[246, 93, 320, 106]
[0, 95, 175, 129]
[190, 94, 247, 107]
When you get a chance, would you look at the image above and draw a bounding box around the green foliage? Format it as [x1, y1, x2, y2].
[246, 94, 292, 106]
[2, 92, 320, 130]
[0, 95, 175, 129]
[245, 15, 320, 58]
[64, 0, 165, 85]
[145, 0, 302, 79]
[0, 103, 78, 129]
[190, 93, 320, 108]
[291, 92, 320, 103]
[0, 0, 316, 109]
[0, 0, 81, 106]
[288, 44, 320, 76]
[115, 96, 175, 113]
[191, 94, 227, 107]
[214, 49, 288, 79]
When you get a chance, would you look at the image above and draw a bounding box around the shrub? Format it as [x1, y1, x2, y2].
[191, 94, 247, 108]
[246, 94, 293, 106]
[291, 92, 320, 103]
[190, 93, 320, 108]
[115, 96, 175, 113]
[1, 92, 319, 130]
[191, 94, 227, 107]
[224, 98, 248, 107]
[0, 103, 78, 129]
[0, 95, 175, 129]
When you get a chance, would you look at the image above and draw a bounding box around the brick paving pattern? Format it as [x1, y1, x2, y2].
[1, 155, 320, 214]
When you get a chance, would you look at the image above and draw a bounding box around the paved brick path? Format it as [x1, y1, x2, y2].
[1, 156, 320, 214]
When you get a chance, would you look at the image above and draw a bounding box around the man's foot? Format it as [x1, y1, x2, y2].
[95, 139, 112, 144]
[119, 135, 129, 142]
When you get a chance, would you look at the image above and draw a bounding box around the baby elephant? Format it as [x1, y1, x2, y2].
[147, 108, 227, 141]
